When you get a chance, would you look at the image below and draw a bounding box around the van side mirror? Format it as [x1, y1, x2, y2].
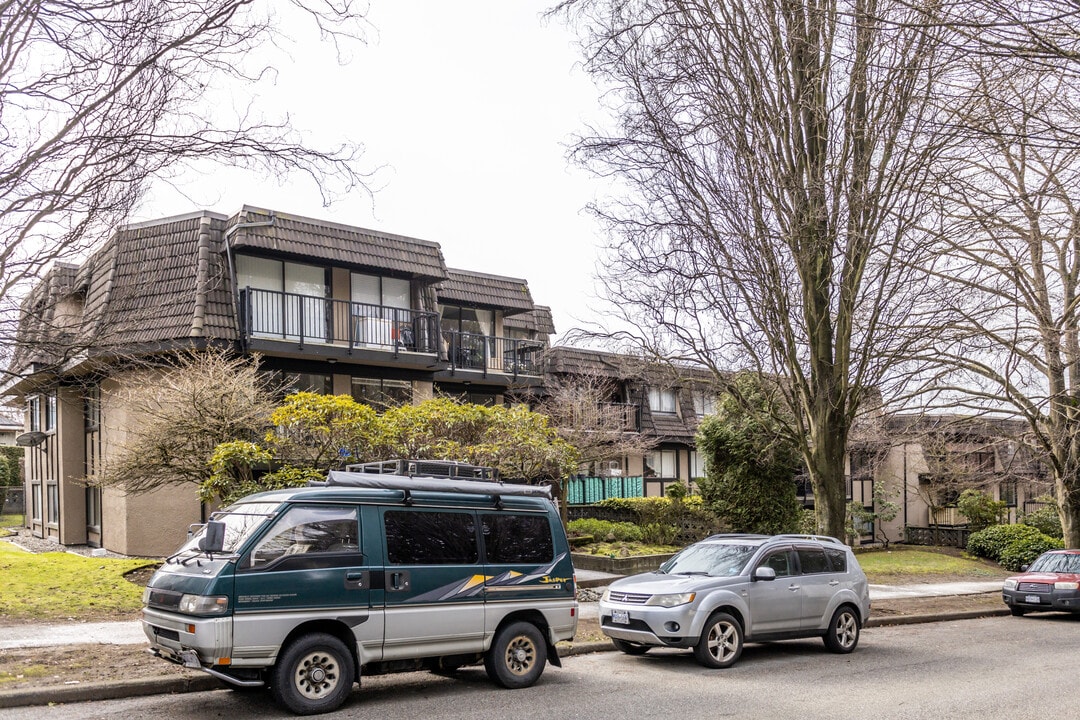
[753, 566, 777, 582]
[198, 520, 226, 553]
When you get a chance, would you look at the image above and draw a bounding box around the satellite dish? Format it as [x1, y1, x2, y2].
[15, 431, 46, 447]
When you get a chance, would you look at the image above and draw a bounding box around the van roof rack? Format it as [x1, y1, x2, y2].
[344, 459, 498, 481]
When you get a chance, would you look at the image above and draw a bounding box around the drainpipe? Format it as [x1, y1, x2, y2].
[223, 210, 277, 350]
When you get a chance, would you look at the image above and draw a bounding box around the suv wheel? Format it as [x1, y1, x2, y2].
[484, 621, 547, 688]
[611, 638, 650, 655]
[823, 606, 860, 653]
[1010, 606, 1028, 617]
[693, 612, 743, 668]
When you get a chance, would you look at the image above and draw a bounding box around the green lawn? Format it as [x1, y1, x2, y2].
[857, 548, 1007, 582]
[0, 542, 158, 621]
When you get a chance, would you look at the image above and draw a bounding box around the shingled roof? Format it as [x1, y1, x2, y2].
[503, 305, 555, 335]
[437, 268, 534, 315]
[228, 206, 448, 283]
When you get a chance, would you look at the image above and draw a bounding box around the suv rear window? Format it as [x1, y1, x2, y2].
[797, 546, 830, 574]
[824, 547, 847, 573]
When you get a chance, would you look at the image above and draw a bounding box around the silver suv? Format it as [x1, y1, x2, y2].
[599, 534, 870, 668]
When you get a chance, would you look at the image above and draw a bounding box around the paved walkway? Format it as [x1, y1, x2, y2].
[1, 579, 1003, 650]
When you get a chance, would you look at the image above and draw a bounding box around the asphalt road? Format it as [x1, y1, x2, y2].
[8, 614, 1077, 720]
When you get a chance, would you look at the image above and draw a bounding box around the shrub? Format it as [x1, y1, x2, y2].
[967, 523, 1063, 571]
[956, 489, 1006, 532]
[566, 518, 643, 543]
[1021, 500, 1063, 539]
[595, 495, 719, 544]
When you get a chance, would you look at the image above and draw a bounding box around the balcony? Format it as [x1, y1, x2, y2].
[239, 288, 440, 361]
[597, 402, 641, 432]
[443, 331, 544, 378]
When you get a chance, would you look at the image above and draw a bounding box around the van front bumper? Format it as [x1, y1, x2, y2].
[142, 606, 234, 668]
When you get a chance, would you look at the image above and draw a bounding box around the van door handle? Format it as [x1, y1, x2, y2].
[344, 571, 368, 590]
[384, 570, 411, 591]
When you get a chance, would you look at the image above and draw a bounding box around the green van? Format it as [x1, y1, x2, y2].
[141, 461, 578, 715]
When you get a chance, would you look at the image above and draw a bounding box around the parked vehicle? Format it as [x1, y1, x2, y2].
[141, 460, 577, 715]
[1002, 549, 1080, 616]
[599, 533, 870, 668]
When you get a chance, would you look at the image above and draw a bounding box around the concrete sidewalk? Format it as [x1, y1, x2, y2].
[0, 579, 1004, 649]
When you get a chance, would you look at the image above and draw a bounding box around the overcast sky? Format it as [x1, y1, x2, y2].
[138, 2, 613, 343]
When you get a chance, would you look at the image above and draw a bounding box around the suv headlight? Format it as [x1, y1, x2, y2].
[645, 592, 696, 607]
[1054, 581, 1079, 590]
[178, 594, 229, 615]
[1003, 579, 1018, 590]
[601, 589, 611, 603]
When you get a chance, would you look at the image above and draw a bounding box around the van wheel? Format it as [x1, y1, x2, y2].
[270, 633, 355, 715]
[484, 621, 547, 688]
[823, 606, 860, 653]
[693, 612, 743, 669]
[611, 638, 650, 655]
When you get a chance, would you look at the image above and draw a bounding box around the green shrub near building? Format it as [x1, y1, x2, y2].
[967, 523, 1064, 571]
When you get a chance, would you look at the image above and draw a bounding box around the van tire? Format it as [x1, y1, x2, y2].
[484, 621, 547, 689]
[270, 632, 355, 715]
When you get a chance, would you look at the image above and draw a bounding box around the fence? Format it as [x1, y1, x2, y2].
[2, 487, 25, 515]
[566, 476, 645, 505]
[905, 525, 971, 548]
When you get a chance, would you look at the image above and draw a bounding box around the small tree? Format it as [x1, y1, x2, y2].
[847, 481, 901, 548]
[696, 373, 802, 535]
[956, 489, 1007, 532]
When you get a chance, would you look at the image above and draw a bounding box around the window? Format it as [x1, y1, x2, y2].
[351, 377, 412, 410]
[28, 396, 40, 432]
[482, 514, 553, 564]
[31, 484, 42, 521]
[351, 272, 410, 310]
[284, 372, 331, 395]
[236, 255, 326, 340]
[759, 550, 792, 577]
[645, 449, 678, 478]
[384, 510, 478, 565]
[46, 482, 59, 524]
[248, 505, 359, 568]
[440, 305, 495, 337]
[689, 450, 705, 480]
[797, 546, 830, 574]
[648, 387, 677, 414]
[85, 384, 102, 532]
[824, 547, 847, 573]
[44, 394, 57, 431]
[693, 390, 717, 418]
[1000, 481, 1017, 508]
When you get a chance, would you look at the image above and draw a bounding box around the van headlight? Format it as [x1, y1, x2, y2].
[178, 594, 229, 615]
[645, 592, 696, 607]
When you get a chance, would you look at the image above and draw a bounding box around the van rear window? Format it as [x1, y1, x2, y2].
[482, 514, 553, 564]
[385, 510, 479, 565]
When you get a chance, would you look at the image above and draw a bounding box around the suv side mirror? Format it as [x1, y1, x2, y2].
[753, 566, 777, 582]
[198, 520, 226, 553]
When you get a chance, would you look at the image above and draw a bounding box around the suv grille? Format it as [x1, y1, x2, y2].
[607, 590, 651, 604]
[1018, 582, 1050, 592]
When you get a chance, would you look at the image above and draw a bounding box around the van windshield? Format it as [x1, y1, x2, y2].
[178, 502, 280, 555]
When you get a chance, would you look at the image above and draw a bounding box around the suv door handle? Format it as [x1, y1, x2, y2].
[787, 584, 801, 591]
[829, 580, 840, 586]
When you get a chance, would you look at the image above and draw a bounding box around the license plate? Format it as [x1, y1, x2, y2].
[1025, 595, 1041, 604]
[612, 609, 630, 625]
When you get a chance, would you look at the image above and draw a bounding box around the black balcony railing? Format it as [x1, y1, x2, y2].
[444, 331, 543, 376]
[239, 288, 439, 354]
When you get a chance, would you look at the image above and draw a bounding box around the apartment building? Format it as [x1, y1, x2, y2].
[6, 207, 553, 555]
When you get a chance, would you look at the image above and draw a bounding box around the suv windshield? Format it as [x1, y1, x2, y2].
[1028, 552, 1080, 574]
[660, 542, 759, 576]
[177, 502, 280, 555]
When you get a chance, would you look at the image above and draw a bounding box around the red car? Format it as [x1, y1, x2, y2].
[1002, 549, 1080, 616]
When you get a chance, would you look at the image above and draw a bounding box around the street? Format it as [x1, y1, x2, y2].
[7, 614, 1076, 720]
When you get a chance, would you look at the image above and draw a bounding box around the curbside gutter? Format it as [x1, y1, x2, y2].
[0, 607, 1010, 710]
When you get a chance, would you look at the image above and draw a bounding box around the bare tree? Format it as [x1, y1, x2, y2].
[0, 0, 373, 376]
[94, 349, 281, 493]
[925, 59, 1080, 546]
[554, 0, 963, 537]
[535, 368, 656, 475]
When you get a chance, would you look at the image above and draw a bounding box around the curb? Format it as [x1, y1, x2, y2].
[0, 608, 1009, 709]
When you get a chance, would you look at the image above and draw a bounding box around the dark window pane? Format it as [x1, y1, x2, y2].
[482, 514, 553, 564]
[824, 547, 847, 573]
[797, 547, 830, 574]
[385, 510, 478, 565]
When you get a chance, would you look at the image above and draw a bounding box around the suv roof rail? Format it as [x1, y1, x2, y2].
[772, 533, 846, 545]
[344, 459, 498, 481]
